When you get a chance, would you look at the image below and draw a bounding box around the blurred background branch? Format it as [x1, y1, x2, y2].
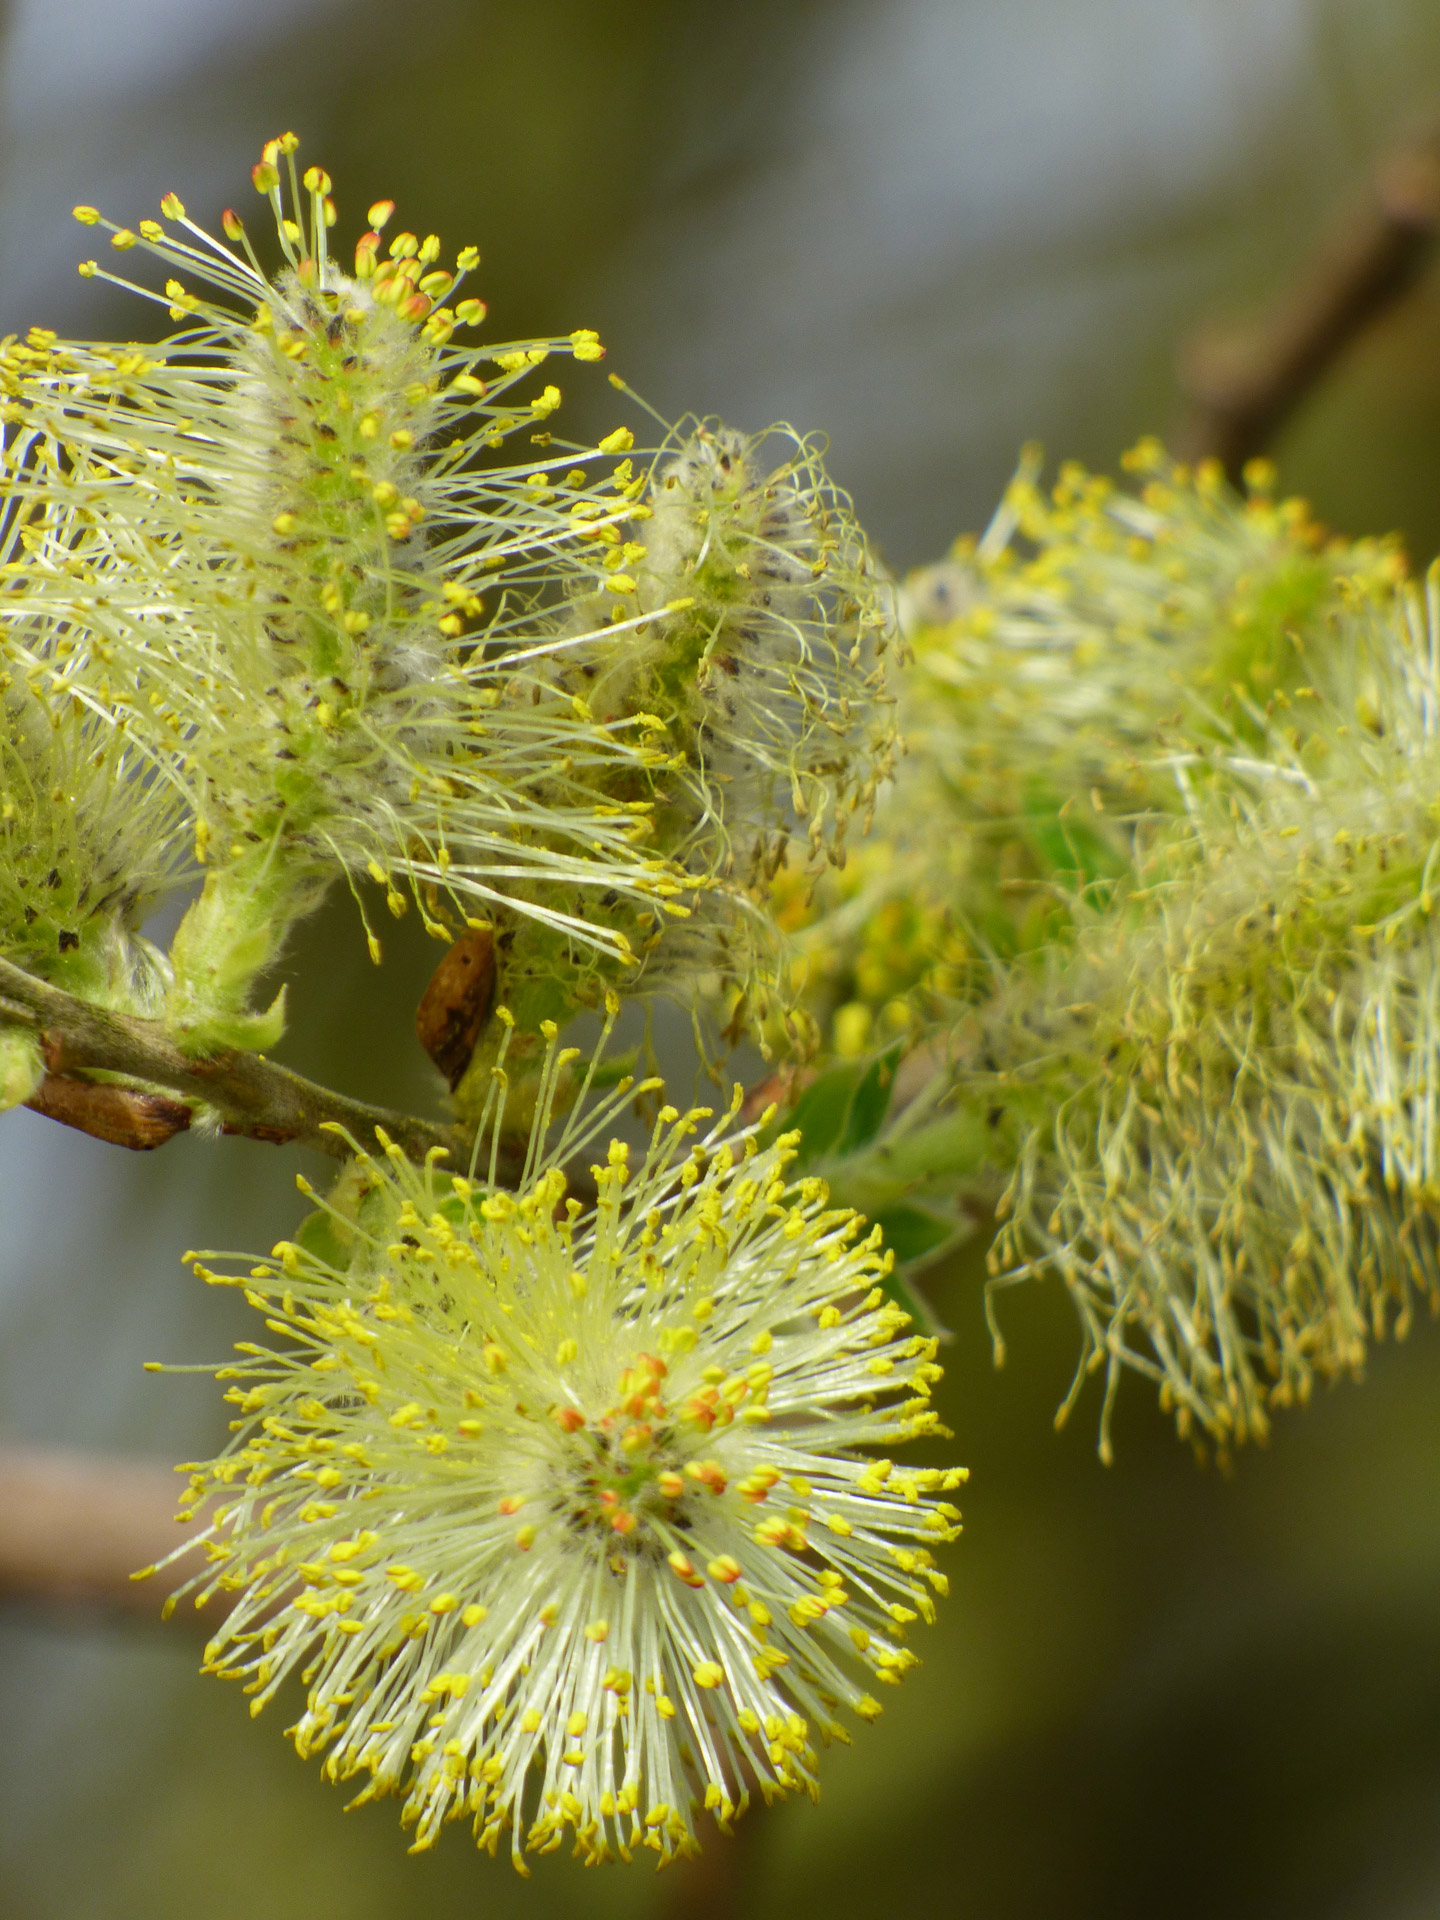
[1176, 127, 1440, 476]
[0, 1446, 206, 1623]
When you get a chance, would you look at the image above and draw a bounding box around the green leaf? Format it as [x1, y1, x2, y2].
[783, 1061, 864, 1167]
[781, 1042, 907, 1170]
[871, 1201, 958, 1267]
[293, 1207, 353, 1273]
[838, 1042, 904, 1157]
[873, 1253, 953, 1340]
[430, 1191, 475, 1229]
[875, 1108, 997, 1184]
[587, 1047, 640, 1091]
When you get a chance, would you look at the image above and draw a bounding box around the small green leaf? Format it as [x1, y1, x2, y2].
[876, 1108, 997, 1184]
[783, 1061, 864, 1167]
[293, 1207, 353, 1272]
[587, 1047, 640, 1091]
[838, 1042, 904, 1156]
[431, 1191, 474, 1229]
[874, 1255, 953, 1340]
[871, 1201, 958, 1267]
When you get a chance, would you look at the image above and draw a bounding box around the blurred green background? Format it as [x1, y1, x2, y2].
[4, 2, 1440, 1915]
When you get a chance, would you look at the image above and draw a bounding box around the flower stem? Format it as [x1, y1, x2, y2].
[0, 953, 460, 1163]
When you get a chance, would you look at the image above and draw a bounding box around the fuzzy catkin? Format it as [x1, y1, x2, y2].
[604, 422, 897, 884]
[0, 673, 187, 1011]
[0, 137, 691, 1050]
[788, 443, 1403, 1057]
[162, 1018, 960, 1866]
[968, 560, 1440, 1455]
[452, 421, 899, 1093]
[0, 672, 189, 1111]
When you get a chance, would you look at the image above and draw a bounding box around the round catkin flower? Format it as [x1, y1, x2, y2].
[165, 1033, 961, 1867]
[447, 420, 899, 1065]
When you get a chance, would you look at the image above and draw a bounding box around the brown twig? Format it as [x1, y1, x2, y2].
[0, 1445, 211, 1624]
[1175, 136, 1440, 477]
[0, 953, 463, 1163]
[25, 1074, 195, 1150]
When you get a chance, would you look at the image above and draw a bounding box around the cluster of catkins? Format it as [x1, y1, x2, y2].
[797, 442, 1440, 1459]
[0, 139, 962, 1869]
[15, 125, 1440, 1873]
[0, 134, 895, 1102]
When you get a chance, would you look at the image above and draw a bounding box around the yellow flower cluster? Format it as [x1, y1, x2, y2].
[451, 421, 901, 1082]
[789, 442, 1404, 1053]
[158, 1022, 961, 1865]
[0, 137, 689, 1050]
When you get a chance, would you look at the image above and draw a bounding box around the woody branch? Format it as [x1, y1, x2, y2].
[1176, 134, 1440, 476]
[0, 952, 460, 1162]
